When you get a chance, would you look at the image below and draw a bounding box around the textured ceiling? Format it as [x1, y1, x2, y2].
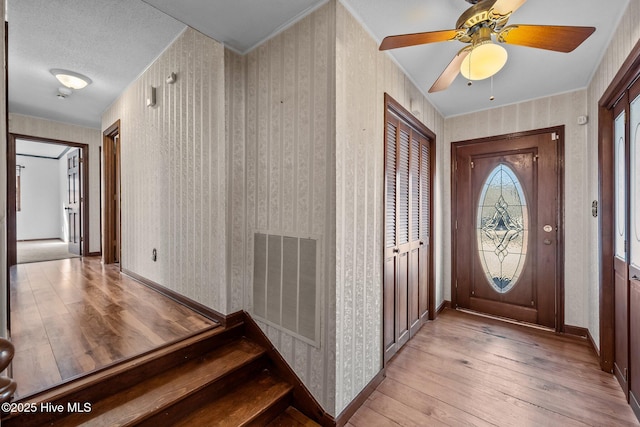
[7, 0, 631, 129]
[8, 0, 186, 129]
[141, 0, 326, 53]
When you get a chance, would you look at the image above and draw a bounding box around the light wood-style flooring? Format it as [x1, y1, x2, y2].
[348, 309, 639, 426]
[9, 257, 217, 398]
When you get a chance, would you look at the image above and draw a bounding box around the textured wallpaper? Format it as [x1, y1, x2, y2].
[234, 2, 338, 413]
[335, 1, 445, 415]
[8, 114, 102, 253]
[586, 0, 640, 349]
[102, 28, 228, 314]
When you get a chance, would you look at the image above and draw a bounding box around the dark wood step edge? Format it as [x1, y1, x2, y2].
[1, 323, 244, 426]
[240, 311, 335, 426]
[138, 358, 273, 427]
[142, 368, 293, 427]
[64, 341, 270, 427]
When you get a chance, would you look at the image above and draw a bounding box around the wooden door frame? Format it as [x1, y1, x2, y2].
[451, 126, 565, 332]
[598, 40, 640, 373]
[102, 120, 121, 266]
[383, 94, 436, 365]
[7, 133, 90, 266]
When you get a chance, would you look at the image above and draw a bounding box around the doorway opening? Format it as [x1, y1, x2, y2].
[7, 134, 90, 265]
[451, 127, 565, 331]
[103, 120, 121, 265]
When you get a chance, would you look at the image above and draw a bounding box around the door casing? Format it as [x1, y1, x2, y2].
[102, 120, 121, 266]
[6, 133, 90, 265]
[451, 126, 565, 331]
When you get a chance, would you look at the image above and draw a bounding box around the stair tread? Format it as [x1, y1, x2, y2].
[173, 369, 294, 427]
[267, 407, 321, 427]
[58, 337, 265, 426]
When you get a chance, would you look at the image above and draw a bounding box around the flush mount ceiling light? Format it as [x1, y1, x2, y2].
[50, 69, 92, 90]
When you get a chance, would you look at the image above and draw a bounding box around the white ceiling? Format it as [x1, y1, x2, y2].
[7, 0, 631, 129]
[16, 139, 70, 159]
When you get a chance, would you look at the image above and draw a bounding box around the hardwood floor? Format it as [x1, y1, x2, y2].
[347, 309, 639, 427]
[9, 257, 218, 399]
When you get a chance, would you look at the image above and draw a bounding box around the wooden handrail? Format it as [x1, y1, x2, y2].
[0, 338, 17, 404]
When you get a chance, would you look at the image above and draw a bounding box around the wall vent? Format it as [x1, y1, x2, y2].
[253, 232, 320, 346]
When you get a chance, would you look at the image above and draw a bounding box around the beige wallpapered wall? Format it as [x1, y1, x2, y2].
[226, 2, 338, 413]
[102, 27, 228, 314]
[586, 0, 640, 349]
[8, 114, 102, 254]
[335, 1, 445, 414]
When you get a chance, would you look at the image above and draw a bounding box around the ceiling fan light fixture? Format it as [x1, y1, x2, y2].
[50, 69, 92, 90]
[460, 41, 508, 81]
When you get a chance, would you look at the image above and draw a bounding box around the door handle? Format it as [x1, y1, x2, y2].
[632, 275, 640, 281]
[543, 239, 552, 245]
[419, 241, 425, 246]
[393, 248, 399, 253]
[64, 207, 71, 210]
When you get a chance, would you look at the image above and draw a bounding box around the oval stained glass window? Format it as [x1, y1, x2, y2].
[477, 164, 528, 293]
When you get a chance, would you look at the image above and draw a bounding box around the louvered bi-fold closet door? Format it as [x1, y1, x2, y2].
[384, 112, 430, 363]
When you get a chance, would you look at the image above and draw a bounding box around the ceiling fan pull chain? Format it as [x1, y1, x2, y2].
[490, 75, 495, 101]
[467, 51, 473, 86]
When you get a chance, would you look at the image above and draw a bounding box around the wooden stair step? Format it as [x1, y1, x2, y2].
[56, 337, 266, 426]
[267, 407, 321, 426]
[172, 369, 294, 427]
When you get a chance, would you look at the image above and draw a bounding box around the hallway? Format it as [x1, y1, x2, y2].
[9, 257, 218, 398]
[348, 310, 639, 426]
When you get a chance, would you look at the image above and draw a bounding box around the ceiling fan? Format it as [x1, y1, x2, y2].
[379, 0, 595, 93]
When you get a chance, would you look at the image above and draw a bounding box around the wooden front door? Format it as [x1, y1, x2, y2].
[67, 149, 82, 255]
[383, 95, 433, 363]
[453, 129, 561, 328]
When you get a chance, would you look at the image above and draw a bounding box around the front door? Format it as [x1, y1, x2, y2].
[453, 129, 561, 328]
[67, 149, 82, 255]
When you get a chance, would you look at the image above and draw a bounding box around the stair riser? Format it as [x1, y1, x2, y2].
[137, 355, 270, 427]
[245, 392, 293, 427]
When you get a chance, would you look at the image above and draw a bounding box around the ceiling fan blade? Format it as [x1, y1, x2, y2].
[428, 49, 470, 93]
[379, 29, 459, 51]
[491, 0, 527, 17]
[498, 25, 596, 52]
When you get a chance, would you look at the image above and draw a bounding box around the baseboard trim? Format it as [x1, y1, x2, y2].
[17, 238, 63, 242]
[437, 300, 451, 315]
[563, 324, 588, 338]
[631, 390, 640, 423]
[563, 324, 600, 358]
[335, 369, 385, 427]
[121, 269, 223, 325]
[242, 312, 335, 426]
[87, 251, 101, 257]
[587, 329, 600, 359]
